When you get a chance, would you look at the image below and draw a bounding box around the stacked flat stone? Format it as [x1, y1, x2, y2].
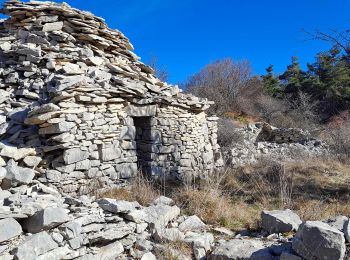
[0, 0, 223, 195]
[224, 123, 328, 167]
[0, 183, 217, 260]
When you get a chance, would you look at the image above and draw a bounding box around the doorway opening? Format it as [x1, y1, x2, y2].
[133, 117, 153, 175]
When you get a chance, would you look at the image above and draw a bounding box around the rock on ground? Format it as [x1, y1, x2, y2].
[141, 252, 157, 260]
[14, 231, 58, 260]
[323, 215, 348, 232]
[292, 221, 346, 260]
[95, 241, 124, 259]
[23, 207, 70, 233]
[97, 198, 140, 214]
[261, 209, 302, 234]
[344, 219, 350, 242]
[0, 218, 22, 243]
[179, 215, 207, 232]
[208, 239, 274, 260]
[143, 203, 180, 228]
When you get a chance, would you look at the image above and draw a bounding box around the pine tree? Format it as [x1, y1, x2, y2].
[262, 65, 281, 95]
[279, 56, 305, 94]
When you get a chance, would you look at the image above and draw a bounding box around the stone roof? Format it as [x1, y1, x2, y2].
[0, 0, 213, 112]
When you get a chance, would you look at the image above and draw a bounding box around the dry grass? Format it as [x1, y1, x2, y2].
[99, 158, 350, 232]
[174, 158, 350, 231]
[99, 175, 160, 206]
[153, 240, 192, 260]
[174, 185, 261, 230]
[295, 199, 350, 221]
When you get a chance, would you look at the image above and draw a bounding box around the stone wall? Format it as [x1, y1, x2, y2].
[0, 1, 222, 195]
[35, 101, 221, 195]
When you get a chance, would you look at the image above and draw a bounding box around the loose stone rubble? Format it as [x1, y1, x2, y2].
[0, 0, 223, 196]
[0, 179, 349, 259]
[224, 122, 328, 166]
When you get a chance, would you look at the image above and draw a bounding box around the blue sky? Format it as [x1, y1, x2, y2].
[1, 0, 350, 84]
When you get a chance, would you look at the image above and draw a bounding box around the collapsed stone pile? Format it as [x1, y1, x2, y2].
[225, 123, 328, 166]
[1, 180, 349, 259]
[0, 0, 223, 196]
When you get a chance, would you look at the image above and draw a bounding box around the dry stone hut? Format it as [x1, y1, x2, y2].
[0, 1, 222, 195]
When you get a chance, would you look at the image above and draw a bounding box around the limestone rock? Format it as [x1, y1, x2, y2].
[39, 121, 76, 135]
[23, 207, 70, 233]
[141, 252, 157, 260]
[0, 218, 22, 243]
[14, 231, 58, 260]
[62, 63, 84, 75]
[23, 156, 42, 168]
[323, 215, 348, 232]
[344, 219, 350, 242]
[0, 166, 6, 181]
[100, 145, 121, 162]
[179, 215, 206, 232]
[208, 239, 272, 260]
[153, 196, 174, 206]
[0, 145, 36, 161]
[153, 227, 185, 242]
[184, 232, 214, 259]
[42, 21, 63, 32]
[97, 199, 140, 214]
[88, 222, 136, 243]
[292, 221, 346, 260]
[261, 209, 302, 234]
[63, 148, 89, 164]
[143, 203, 181, 227]
[2, 159, 35, 188]
[95, 241, 124, 259]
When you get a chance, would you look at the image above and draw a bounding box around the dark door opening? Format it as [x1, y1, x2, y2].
[133, 117, 153, 175]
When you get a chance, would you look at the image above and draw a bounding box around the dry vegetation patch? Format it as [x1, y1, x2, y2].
[99, 176, 160, 206]
[99, 158, 350, 232]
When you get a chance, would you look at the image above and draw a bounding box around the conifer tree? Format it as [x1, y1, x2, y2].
[262, 65, 281, 95]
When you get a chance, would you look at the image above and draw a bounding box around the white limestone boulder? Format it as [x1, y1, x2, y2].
[141, 252, 157, 260]
[143, 203, 180, 228]
[0, 144, 36, 161]
[261, 209, 302, 234]
[95, 241, 124, 259]
[14, 231, 58, 260]
[0, 218, 22, 243]
[23, 207, 70, 233]
[23, 156, 42, 168]
[1, 159, 35, 188]
[184, 232, 214, 259]
[208, 239, 273, 260]
[323, 215, 348, 232]
[179, 215, 207, 232]
[97, 198, 140, 214]
[292, 221, 346, 260]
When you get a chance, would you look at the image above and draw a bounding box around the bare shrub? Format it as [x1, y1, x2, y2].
[184, 58, 321, 130]
[228, 159, 294, 208]
[285, 91, 320, 130]
[147, 56, 169, 82]
[325, 120, 350, 161]
[185, 58, 253, 115]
